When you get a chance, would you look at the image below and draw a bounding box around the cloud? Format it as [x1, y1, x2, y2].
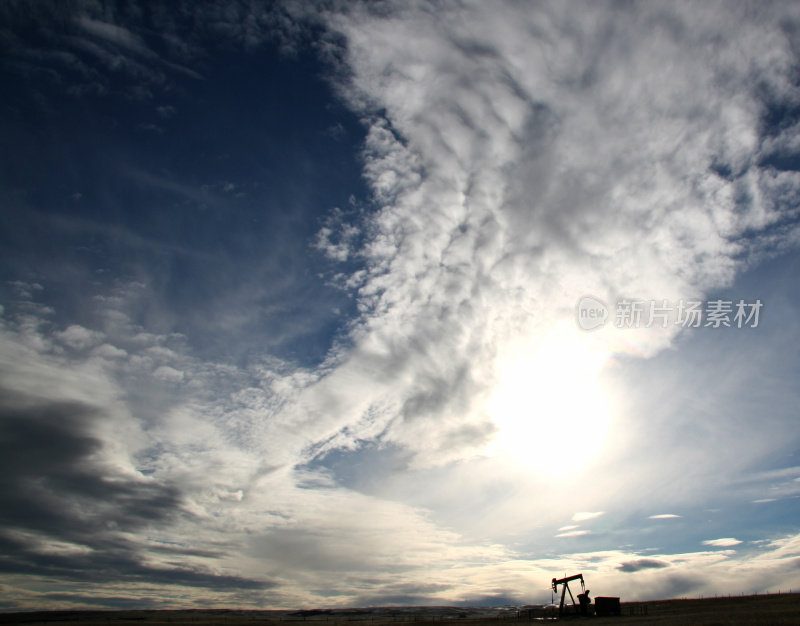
[76, 17, 155, 58]
[703, 538, 743, 548]
[572, 512, 604, 522]
[153, 365, 185, 383]
[555, 530, 591, 538]
[7, 281, 44, 300]
[3, 292, 800, 608]
[0, 383, 184, 583]
[649, 514, 682, 520]
[732, 466, 800, 503]
[3, 0, 800, 611]
[639, 574, 705, 601]
[313, 207, 362, 262]
[267, 0, 800, 487]
[54, 324, 105, 350]
[0, 292, 518, 609]
[0, 1, 204, 100]
[0, 396, 178, 533]
[92, 343, 128, 359]
[0, 308, 283, 606]
[617, 559, 670, 573]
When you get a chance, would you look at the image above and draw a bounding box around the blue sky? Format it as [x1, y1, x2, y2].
[2, 0, 800, 611]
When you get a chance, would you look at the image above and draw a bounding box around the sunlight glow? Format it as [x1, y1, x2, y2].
[486, 325, 616, 477]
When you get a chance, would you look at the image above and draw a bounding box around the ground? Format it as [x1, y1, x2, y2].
[1, 594, 799, 625]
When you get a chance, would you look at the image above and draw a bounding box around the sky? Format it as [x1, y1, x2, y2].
[2, 0, 800, 612]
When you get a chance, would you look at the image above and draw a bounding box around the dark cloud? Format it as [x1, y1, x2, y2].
[645, 574, 703, 600]
[0, 391, 182, 541]
[0, 541, 270, 590]
[0, 383, 270, 593]
[348, 595, 441, 607]
[40, 594, 163, 609]
[250, 528, 376, 573]
[617, 558, 670, 573]
[455, 594, 523, 607]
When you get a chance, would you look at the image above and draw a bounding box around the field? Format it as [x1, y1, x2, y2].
[1, 593, 799, 626]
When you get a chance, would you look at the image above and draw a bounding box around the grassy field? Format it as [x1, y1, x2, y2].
[1, 593, 799, 625]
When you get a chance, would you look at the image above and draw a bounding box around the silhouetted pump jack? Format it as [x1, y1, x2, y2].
[552, 573, 592, 616]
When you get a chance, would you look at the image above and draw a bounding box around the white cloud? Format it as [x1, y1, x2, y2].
[92, 343, 128, 359]
[555, 530, 591, 538]
[703, 538, 743, 548]
[278, 0, 800, 483]
[54, 324, 105, 350]
[313, 208, 361, 262]
[572, 512, 604, 522]
[153, 365, 185, 383]
[649, 514, 682, 520]
[8, 281, 44, 300]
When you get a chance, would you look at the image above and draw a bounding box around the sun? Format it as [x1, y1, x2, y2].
[486, 326, 616, 476]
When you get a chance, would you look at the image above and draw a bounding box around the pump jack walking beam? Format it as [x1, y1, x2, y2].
[551, 573, 585, 616]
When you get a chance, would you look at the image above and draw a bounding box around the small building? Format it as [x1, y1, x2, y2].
[594, 596, 621, 616]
